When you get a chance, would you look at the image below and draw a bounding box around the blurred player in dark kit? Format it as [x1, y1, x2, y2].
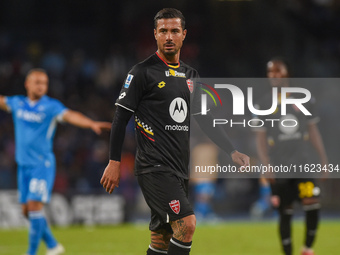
[254, 59, 328, 255]
[101, 8, 249, 255]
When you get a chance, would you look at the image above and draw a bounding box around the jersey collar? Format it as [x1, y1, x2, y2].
[26, 95, 47, 106]
[156, 52, 180, 69]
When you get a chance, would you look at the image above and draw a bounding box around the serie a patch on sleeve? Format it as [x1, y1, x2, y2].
[124, 74, 134, 88]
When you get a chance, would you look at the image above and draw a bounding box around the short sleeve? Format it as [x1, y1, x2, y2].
[5, 96, 18, 112]
[51, 99, 68, 122]
[115, 66, 147, 112]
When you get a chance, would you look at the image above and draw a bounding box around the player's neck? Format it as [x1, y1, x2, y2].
[27, 94, 43, 102]
[156, 50, 180, 65]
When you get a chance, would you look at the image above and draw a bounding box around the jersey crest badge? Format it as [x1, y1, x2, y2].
[169, 200, 180, 214]
[186, 79, 193, 93]
[124, 74, 134, 88]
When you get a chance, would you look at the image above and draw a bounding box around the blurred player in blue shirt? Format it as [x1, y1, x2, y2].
[0, 68, 111, 255]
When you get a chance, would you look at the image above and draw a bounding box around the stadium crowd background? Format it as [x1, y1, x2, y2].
[0, 0, 340, 220]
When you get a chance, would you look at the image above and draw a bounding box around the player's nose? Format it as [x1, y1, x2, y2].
[165, 32, 172, 41]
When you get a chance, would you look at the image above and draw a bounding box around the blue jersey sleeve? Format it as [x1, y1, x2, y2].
[5, 95, 20, 112]
[50, 99, 68, 121]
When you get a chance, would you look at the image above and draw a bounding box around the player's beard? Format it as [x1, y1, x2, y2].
[164, 50, 176, 56]
[162, 43, 180, 56]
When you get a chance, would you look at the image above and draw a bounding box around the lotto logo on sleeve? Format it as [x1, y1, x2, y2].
[124, 74, 134, 88]
[169, 200, 180, 214]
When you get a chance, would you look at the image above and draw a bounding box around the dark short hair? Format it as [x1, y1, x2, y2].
[154, 8, 185, 29]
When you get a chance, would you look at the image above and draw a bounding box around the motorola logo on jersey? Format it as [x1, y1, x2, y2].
[165, 97, 189, 131]
[279, 114, 299, 135]
[277, 114, 301, 141]
[169, 97, 187, 123]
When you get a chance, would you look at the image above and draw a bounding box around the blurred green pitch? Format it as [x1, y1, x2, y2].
[0, 220, 339, 255]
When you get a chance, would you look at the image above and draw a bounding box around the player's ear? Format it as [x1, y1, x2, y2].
[154, 29, 157, 40]
[24, 80, 29, 90]
[182, 29, 187, 41]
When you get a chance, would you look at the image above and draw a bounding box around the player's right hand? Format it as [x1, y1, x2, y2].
[100, 160, 121, 194]
[91, 121, 112, 135]
[231, 150, 250, 167]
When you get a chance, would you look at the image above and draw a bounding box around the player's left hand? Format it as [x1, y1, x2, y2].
[100, 160, 121, 194]
[231, 150, 250, 168]
[91, 121, 112, 135]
